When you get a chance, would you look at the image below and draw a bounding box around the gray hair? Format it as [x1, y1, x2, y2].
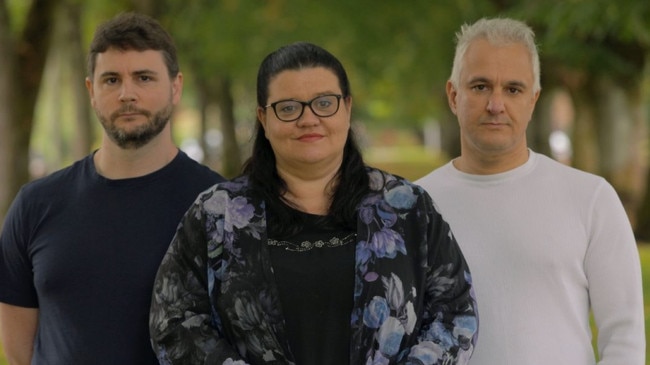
[449, 17, 541, 93]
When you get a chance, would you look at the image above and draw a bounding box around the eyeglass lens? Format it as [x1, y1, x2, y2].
[273, 95, 340, 121]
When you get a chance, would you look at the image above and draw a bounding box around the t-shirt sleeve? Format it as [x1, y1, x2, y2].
[0, 188, 39, 307]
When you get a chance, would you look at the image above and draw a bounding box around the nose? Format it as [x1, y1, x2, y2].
[118, 80, 137, 102]
[295, 105, 320, 126]
[486, 91, 505, 114]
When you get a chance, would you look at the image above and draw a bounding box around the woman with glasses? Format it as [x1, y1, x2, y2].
[149, 42, 478, 365]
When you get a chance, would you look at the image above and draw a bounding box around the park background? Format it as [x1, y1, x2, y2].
[0, 0, 649, 362]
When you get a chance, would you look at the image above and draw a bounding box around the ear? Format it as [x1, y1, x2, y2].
[172, 72, 183, 105]
[532, 89, 541, 105]
[344, 95, 352, 113]
[344, 95, 352, 109]
[257, 106, 268, 130]
[85, 77, 95, 107]
[446, 80, 458, 115]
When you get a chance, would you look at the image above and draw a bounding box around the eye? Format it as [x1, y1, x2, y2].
[104, 77, 119, 85]
[507, 87, 521, 94]
[279, 104, 298, 113]
[471, 84, 487, 92]
[315, 99, 332, 109]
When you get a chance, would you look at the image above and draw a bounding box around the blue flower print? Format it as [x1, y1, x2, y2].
[383, 273, 405, 311]
[424, 321, 455, 349]
[364, 296, 390, 328]
[368, 169, 390, 191]
[225, 196, 255, 231]
[403, 301, 416, 335]
[370, 228, 406, 259]
[376, 201, 398, 227]
[365, 351, 390, 365]
[453, 315, 478, 350]
[204, 189, 227, 215]
[359, 205, 376, 225]
[406, 342, 445, 365]
[356, 240, 373, 266]
[385, 184, 417, 210]
[377, 316, 405, 356]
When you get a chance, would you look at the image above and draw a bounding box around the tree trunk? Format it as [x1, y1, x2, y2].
[528, 88, 554, 157]
[566, 83, 599, 174]
[0, 0, 16, 228]
[64, 1, 94, 159]
[594, 75, 647, 228]
[632, 60, 650, 239]
[217, 76, 241, 179]
[0, 0, 57, 229]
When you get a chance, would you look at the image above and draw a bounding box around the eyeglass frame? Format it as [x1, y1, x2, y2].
[263, 94, 343, 122]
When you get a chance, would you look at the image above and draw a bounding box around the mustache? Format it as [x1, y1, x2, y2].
[110, 105, 151, 120]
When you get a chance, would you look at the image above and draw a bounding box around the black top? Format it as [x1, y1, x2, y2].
[268, 208, 356, 365]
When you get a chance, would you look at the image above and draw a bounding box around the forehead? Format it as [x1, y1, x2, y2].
[93, 48, 167, 77]
[461, 38, 534, 84]
[268, 67, 340, 98]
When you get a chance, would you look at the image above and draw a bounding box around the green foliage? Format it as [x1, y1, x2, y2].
[6, 0, 30, 34]
[509, 0, 650, 77]
[152, 0, 496, 128]
[145, 0, 650, 129]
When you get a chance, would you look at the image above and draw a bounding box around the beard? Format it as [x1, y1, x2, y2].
[96, 103, 173, 149]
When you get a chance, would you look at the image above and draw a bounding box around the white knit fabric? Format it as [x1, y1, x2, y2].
[416, 151, 645, 365]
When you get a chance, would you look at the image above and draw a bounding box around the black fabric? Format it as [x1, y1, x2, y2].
[0, 151, 224, 365]
[268, 209, 355, 365]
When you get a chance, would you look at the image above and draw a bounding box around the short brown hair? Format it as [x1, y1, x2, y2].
[87, 12, 179, 78]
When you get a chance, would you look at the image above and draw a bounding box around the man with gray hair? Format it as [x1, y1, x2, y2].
[417, 17, 645, 364]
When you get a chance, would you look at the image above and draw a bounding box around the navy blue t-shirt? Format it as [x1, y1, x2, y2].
[0, 151, 224, 364]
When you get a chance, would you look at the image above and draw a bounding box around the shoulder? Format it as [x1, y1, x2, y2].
[533, 152, 607, 187]
[175, 151, 225, 183]
[19, 156, 92, 198]
[366, 166, 415, 189]
[414, 161, 453, 191]
[187, 175, 263, 227]
[3, 156, 92, 226]
[364, 166, 432, 208]
[195, 175, 254, 206]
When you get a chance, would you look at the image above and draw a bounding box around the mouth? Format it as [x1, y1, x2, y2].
[297, 133, 324, 142]
[111, 108, 148, 121]
[480, 119, 509, 127]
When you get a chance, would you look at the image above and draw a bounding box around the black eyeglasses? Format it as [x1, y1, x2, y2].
[264, 94, 343, 122]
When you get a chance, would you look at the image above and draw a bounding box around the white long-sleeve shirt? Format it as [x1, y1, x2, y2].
[416, 151, 645, 365]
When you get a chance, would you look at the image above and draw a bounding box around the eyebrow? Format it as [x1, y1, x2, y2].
[468, 76, 528, 89]
[98, 69, 158, 78]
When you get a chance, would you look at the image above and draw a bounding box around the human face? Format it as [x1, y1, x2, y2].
[85, 48, 182, 149]
[257, 67, 351, 172]
[448, 38, 539, 169]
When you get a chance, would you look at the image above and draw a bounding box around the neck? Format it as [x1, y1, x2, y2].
[94, 133, 178, 179]
[455, 146, 530, 175]
[277, 163, 341, 215]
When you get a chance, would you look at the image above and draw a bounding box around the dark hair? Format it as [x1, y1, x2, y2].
[87, 12, 179, 78]
[243, 42, 369, 238]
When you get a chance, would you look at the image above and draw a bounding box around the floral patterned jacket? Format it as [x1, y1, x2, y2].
[150, 168, 478, 365]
